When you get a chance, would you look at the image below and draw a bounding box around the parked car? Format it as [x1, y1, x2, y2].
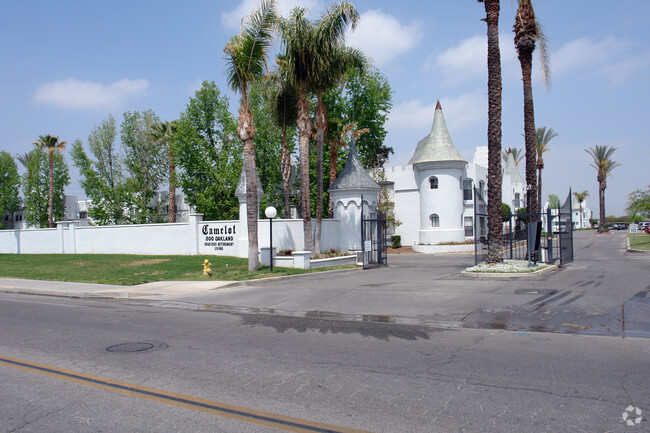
[645, 225, 650, 234]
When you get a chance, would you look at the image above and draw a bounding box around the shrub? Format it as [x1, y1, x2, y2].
[391, 235, 401, 248]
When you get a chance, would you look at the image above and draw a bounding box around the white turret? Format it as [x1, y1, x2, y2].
[408, 101, 467, 245]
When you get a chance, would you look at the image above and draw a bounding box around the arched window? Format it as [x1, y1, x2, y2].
[429, 177, 438, 189]
[430, 214, 440, 228]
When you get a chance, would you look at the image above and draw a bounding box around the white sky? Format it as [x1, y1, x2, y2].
[2, 0, 648, 216]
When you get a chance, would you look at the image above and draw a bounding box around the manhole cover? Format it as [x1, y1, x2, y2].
[106, 342, 154, 353]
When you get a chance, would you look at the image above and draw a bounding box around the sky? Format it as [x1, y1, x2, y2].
[2, 0, 649, 217]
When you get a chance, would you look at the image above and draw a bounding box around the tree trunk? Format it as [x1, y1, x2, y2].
[314, 92, 327, 254]
[281, 122, 291, 219]
[48, 150, 54, 228]
[519, 48, 537, 221]
[598, 174, 606, 233]
[329, 140, 338, 218]
[238, 91, 259, 271]
[536, 159, 543, 215]
[297, 88, 313, 252]
[168, 148, 176, 223]
[484, 0, 503, 264]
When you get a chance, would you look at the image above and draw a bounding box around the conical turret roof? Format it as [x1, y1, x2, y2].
[328, 138, 380, 192]
[503, 150, 524, 183]
[235, 165, 263, 198]
[408, 101, 466, 165]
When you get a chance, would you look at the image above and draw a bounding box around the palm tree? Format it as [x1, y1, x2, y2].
[224, 0, 277, 271]
[585, 145, 619, 233]
[312, 10, 363, 253]
[478, 0, 503, 264]
[278, 8, 318, 252]
[535, 126, 557, 213]
[33, 134, 66, 228]
[513, 0, 550, 221]
[502, 147, 523, 166]
[149, 120, 178, 223]
[573, 190, 589, 229]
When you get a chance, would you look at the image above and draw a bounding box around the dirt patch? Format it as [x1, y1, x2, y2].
[387, 246, 417, 254]
[124, 259, 171, 267]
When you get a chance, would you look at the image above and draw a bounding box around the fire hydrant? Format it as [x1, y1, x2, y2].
[202, 259, 212, 276]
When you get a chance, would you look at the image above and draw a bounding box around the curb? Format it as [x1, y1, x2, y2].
[461, 264, 559, 278]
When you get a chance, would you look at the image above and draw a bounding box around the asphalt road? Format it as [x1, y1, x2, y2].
[1, 294, 648, 431]
[1, 230, 649, 432]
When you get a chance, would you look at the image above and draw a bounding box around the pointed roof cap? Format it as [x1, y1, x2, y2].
[408, 101, 466, 165]
[503, 151, 524, 183]
[328, 138, 380, 192]
[235, 165, 263, 198]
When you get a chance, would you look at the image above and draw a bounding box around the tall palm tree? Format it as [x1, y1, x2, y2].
[502, 147, 523, 166]
[278, 7, 320, 252]
[585, 145, 619, 233]
[478, 0, 503, 264]
[224, 0, 277, 271]
[513, 0, 550, 221]
[535, 126, 557, 213]
[312, 25, 363, 252]
[149, 120, 178, 223]
[33, 134, 66, 228]
[573, 190, 589, 228]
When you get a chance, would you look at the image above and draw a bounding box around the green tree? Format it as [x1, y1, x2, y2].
[22, 147, 69, 228]
[121, 109, 165, 224]
[268, 60, 299, 218]
[224, 0, 277, 270]
[585, 145, 620, 232]
[626, 185, 650, 218]
[513, 0, 550, 222]
[323, 67, 393, 169]
[174, 81, 241, 220]
[548, 193, 560, 209]
[149, 121, 178, 223]
[249, 81, 285, 214]
[478, 0, 504, 263]
[535, 126, 557, 214]
[33, 135, 67, 227]
[0, 151, 21, 228]
[502, 203, 512, 222]
[71, 115, 127, 225]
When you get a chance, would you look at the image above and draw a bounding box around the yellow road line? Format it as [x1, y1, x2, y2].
[0, 355, 370, 433]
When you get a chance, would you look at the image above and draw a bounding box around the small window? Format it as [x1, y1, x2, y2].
[429, 177, 438, 189]
[430, 214, 440, 228]
[463, 179, 473, 201]
[464, 216, 473, 236]
[79, 211, 87, 219]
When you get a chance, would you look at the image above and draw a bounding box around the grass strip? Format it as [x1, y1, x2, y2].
[0, 254, 355, 286]
[628, 233, 650, 250]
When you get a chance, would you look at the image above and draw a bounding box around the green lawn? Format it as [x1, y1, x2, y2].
[0, 254, 354, 286]
[628, 232, 650, 250]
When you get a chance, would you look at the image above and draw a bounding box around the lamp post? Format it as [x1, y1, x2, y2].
[264, 206, 277, 272]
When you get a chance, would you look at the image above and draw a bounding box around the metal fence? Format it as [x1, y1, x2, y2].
[474, 188, 574, 265]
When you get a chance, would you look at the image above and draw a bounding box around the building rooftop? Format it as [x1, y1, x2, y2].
[408, 101, 466, 165]
[328, 138, 380, 192]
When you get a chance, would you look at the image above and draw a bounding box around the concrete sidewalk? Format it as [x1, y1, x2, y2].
[0, 278, 236, 300]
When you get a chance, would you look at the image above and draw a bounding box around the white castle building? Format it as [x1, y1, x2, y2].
[382, 101, 526, 246]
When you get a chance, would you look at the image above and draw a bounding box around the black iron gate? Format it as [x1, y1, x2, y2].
[558, 189, 574, 264]
[474, 187, 488, 265]
[361, 204, 387, 269]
